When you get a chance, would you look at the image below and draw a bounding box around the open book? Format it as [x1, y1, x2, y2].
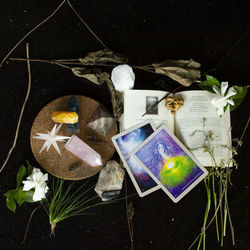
[122, 90, 232, 167]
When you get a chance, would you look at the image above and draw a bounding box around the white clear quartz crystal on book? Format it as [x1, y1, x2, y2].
[65, 135, 102, 167]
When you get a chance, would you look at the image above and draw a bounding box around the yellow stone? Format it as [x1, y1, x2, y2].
[52, 111, 78, 124]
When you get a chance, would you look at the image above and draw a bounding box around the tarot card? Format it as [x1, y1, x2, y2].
[132, 125, 208, 202]
[112, 119, 160, 197]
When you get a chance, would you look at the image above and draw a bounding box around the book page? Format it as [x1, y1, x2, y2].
[123, 90, 174, 132]
[175, 90, 232, 167]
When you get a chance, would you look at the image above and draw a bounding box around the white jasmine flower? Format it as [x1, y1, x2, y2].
[111, 64, 135, 92]
[23, 168, 49, 201]
[211, 82, 237, 116]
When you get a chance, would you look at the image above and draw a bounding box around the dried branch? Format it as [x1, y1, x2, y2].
[1, 0, 110, 67]
[142, 85, 183, 116]
[21, 204, 41, 244]
[124, 175, 134, 250]
[67, 0, 108, 49]
[0, 43, 32, 173]
[0, 0, 67, 67]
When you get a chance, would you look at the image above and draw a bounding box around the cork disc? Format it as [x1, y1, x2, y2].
[30, 95, 117, 180]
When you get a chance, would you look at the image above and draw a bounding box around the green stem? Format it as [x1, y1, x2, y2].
[212, 172, 220, 241]
[219, 175, 224, 247]
[197, 178, 211, 250]
[223, 180, 228, 237]
[225, 168, 235, 245]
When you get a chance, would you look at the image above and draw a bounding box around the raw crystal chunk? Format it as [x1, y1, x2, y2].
[65, 135, 102, 167]
[111, 64, 135, 92]
[95, 160, 125, 201]
[52, 111, 78, 124]
[87, 107, 115, 136]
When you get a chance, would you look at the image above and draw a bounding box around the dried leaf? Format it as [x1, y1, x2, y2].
[72, 67, 109, 85]
[79, 49, 127, 65]
[104, 74, 123, 120]
[152, 59, 201, 86]
[72, 67, 122, 119]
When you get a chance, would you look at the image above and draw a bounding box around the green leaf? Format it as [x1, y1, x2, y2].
[26, 160, 33, 176]
[230, 85, 249, 111]
[16, 164, 27, 188]
[198, 80, 214, 92]
[205, 74, 221, 87]
[24, 189, 35, 203]
[5, 190, 15, 199]
[5, 190, 16, 213]
[198, 75, 221, 93]
[14, 188, 26, 206]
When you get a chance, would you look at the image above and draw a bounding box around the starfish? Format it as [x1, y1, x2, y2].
[33, 123, 70, 155]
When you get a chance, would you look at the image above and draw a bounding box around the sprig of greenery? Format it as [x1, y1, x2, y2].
[43, 177, 116, 236]
[198, 74, 249, 111]
[188, 119, 239, 250]
[5, 161, 34, 212]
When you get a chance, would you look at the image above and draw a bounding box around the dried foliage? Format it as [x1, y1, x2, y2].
[104, 74, 123, 120]
[79, 49, 127, 65]
[152, 59, 201, 86]
[72, 67, 109, 85]
[71, 66, 123, 120]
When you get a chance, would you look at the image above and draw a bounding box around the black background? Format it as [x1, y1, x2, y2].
[0, 1, 249, 249]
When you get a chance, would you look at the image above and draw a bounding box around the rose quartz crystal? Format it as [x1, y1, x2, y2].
[65, 135, 102, 167]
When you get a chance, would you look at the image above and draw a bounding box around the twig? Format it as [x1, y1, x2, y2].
[0, 0, 67, 67]
[207, 27, 250, 73]
[141, 85, 183, 116]
[124, 174, 134, 250]
[235, 117, 249, 152]
[9, 57, 117, 68]
[67, 0, 108, 49]
[9, 57, 72, 70]
[21, 204, 41, 244]
[0, 43, 32, 174]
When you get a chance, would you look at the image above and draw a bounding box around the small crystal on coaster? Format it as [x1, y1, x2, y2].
[95, 160, 125, 201]
[67, 96, 80, 133]
[65, 135, 102, 167]
[87, 107, 115, 136]
[52, 111, 78, 124]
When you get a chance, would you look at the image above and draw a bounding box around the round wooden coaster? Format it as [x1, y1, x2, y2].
[30, 95, 117, 180]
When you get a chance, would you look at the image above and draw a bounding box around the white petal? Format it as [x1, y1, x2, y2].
[212, 85, 221, 95]
[40, 173, 48, 182]
[226, 99, 234, 106]
[22, 180, 36, 191]
[33, 183, 49, 201]
[33, 188, 44, 201]
[26, 174, 34, 181]
[211, 97, 220, 107]
[32, 168, 41, 175]
[221, 82, 228, 96]
[217, 107, 224, 116]
[225, 87, 237, 98]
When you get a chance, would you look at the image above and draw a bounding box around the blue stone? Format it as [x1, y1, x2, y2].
[67, 96, 80, 133]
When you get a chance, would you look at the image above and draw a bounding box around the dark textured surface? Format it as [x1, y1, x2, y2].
[0, 1, 249, 249]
